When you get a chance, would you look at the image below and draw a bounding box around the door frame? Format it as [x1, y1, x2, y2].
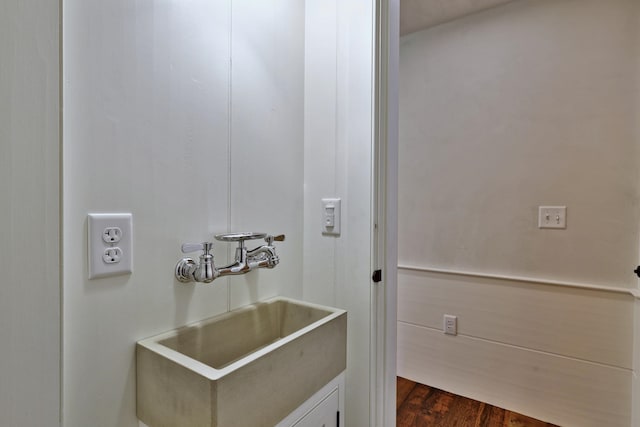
[372, 0, 399, 425]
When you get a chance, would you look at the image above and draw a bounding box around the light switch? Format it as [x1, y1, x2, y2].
[322, 198, 341, 236]
[538, 206, 566, 229]
[325, 206, 335, 227]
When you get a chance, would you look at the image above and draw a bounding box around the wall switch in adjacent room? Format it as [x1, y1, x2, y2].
[443, 314, 457, 335]
[538, 206, 567, 229]
[88, 213, 133, 279]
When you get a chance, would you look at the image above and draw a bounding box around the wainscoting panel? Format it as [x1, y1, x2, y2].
[397, 267, 635, 427]
[398, 322, 631, 427]
[398, 268, 634, 368]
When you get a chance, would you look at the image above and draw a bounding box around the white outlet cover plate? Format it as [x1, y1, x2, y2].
[88, 213, 133, 279]
[443, 314, 457, 336]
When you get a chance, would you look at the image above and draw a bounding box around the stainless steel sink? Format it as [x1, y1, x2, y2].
[136, 297, 347, 427]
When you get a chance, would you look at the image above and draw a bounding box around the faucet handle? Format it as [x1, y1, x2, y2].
[265, 234, 285, 245]
[181, 242, 213, 255]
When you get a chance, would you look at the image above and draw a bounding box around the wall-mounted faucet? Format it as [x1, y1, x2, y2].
[175, 232, 284, 283]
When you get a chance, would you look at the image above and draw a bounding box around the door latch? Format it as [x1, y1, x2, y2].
[372, 269, 382, 283]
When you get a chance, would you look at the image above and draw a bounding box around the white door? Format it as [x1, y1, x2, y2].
[0, 2, 61, 426]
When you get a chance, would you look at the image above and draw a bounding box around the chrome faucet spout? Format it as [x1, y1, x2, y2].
[247, 245, 279, 268]
[215, 246, 251, 276]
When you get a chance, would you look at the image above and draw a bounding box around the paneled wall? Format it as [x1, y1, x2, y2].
[64, 1, 377, 425]
[63, 1, 304, 426]
[398, 1, 640, 426]
[303, 1, 375, 425]
[398, 268, 634, 427]
[0, 1, 60, 426]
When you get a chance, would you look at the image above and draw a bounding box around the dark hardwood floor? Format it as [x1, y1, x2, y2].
[397, 377, 560, 427]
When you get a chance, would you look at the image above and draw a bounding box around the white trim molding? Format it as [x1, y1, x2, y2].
[398, 264, 639, 299]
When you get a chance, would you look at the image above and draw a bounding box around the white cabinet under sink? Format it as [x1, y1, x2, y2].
[293, 390, 339, 427]
[276, 373, 345, 427]
[139, 373, 344, 427]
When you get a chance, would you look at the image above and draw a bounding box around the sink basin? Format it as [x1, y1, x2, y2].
[136, 297, 347, 427]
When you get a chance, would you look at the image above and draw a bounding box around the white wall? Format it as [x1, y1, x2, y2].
[63, 1, 303, 426]
[0, 1, 61, 426]
[228, 0, 305, 306]
[303, 1, 376, 425]
[400, 0, 639, 287]
[398, 0, 639, 426]
[400, 0, 515, 35]
[63, 1, 380, 425]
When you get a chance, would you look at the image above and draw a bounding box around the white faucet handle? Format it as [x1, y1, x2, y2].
[181, 242, 213, 255]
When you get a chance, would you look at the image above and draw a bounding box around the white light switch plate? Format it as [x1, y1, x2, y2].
[538, 206, 567, 229]
[88, 213, 133, 279]
[321, 198, 341, 236]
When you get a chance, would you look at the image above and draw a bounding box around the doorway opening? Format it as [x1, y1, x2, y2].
[396, 1, 640, 426]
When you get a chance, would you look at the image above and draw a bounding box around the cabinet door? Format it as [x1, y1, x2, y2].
[292, 389, 339, 427]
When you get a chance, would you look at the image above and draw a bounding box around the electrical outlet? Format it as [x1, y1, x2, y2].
[102, 247, 123, 264]
[88, 213, 133, 279]
[102, 227, 122, 243]
[443, 314, 457, 336]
